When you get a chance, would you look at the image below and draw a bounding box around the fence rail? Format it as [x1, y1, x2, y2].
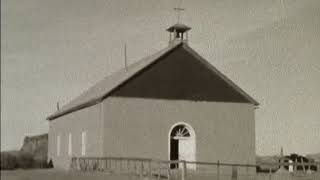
[70, 156, 320, 180]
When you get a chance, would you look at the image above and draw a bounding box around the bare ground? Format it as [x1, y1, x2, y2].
[1, 169, 138, 180]
[1, 169, 319, 180]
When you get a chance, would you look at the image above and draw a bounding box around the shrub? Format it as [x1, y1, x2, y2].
[46, 159, 54, 168]
[0, 152, 18, 170]
[16, 152, 35, 169]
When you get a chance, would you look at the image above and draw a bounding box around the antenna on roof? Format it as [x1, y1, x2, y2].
[124, 43, 128, 71]
[174, 7, 185, 24]
[56, 102, 60, 111]
[167, 0, 190, 45]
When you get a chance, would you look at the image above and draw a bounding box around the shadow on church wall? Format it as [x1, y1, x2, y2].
[111, 46, 250, 104]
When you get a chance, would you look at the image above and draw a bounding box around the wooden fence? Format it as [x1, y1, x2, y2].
[70, 157, 181, 179]
[70, 157, 320, 180]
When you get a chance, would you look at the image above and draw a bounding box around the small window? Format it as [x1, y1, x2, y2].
[57, 135, 61, 156]
[81, 131, 86, 156]
[68, 133, 72, 156]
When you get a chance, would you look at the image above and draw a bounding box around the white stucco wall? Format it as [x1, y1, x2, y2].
[102, 97, 256, 169]
[48, 96, 255, 171]
[48, 103, 103, 169]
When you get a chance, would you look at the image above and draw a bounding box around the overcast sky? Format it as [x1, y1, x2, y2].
[1, 0, 320, 156]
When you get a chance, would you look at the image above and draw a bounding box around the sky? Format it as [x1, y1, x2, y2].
[1, 0, 320, 156]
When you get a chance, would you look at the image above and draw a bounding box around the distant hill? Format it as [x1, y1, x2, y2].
[256, 155, 281, 165]
[257, 153, 320, 164]
[256, 153, 320, 172]
[256, 155, 281, 172]
[0, 133, 50, 170]
[306, 153, 320, 162]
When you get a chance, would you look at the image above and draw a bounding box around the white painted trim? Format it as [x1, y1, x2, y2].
[168, 122, 196, 169]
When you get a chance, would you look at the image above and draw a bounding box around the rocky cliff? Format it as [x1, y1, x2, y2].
[1, 133, 49, 170]
[20, 133, 48, 162]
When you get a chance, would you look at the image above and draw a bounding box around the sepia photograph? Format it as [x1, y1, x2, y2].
[1, 0, 320, 180]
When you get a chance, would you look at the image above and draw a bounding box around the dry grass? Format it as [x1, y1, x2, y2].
[0, 169, 138, 180]
[1, 169, 319, 180]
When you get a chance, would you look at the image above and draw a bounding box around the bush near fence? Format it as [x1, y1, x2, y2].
[0, 151, 52, 170]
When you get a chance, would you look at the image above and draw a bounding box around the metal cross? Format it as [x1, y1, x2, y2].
[174, 7, 185, 23]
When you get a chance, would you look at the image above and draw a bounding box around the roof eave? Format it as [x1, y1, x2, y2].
[46, 97, 103, 120]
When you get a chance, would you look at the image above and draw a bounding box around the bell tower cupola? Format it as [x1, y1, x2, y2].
[167, 7, 191, 44]
[167, 23, 191, 44]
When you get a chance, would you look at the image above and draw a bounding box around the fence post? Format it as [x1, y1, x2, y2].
[181, 161, 186, 180]
[110, 159, 113, 173]
[158, 162, 161, 180]
[167, 164, 170, 180]
[231, 166, 238, 180]
[246, 163, 249, 177]
[126, 159, 129, 173]
[106, 159, 109, 171]
[307, 164, 312, 174]
[148, 160, 152, 179]
[217, 160, 220, 180]
[268, 167, 272, 180]
[111, 159, 113, 171]
[140, 160, 144, 178]
[134, 160, 137, 175]
[302, 159, 305, 172]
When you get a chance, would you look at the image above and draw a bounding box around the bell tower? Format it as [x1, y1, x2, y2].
[167, 7, 191, 44]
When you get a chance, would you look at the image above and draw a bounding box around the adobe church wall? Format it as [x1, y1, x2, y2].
[48, 103, 103, 169]
[102, 97, 255, 169]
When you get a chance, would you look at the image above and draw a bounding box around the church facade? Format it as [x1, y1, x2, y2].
[47, 23, 258, 170]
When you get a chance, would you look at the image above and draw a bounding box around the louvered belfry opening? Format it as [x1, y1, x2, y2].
[167, 23, 191, 44]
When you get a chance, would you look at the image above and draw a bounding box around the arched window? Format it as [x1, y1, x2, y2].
[169, 122, 196, 170]
[171, 125, 190, 139]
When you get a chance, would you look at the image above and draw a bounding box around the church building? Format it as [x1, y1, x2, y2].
[47, 22, 259, 170]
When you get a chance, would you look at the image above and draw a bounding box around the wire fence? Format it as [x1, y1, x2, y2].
[70, 157, 320, 180]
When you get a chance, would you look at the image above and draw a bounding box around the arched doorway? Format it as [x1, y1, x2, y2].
[168, 122, 196, 169]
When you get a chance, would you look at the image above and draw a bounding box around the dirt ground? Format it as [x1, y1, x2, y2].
[0, 169, 140, 180]
[1, 169, 319, 180]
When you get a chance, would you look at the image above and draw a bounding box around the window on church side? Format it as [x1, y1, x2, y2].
[81, 131, 86, 156]
[57, 135, 61, 156]
[68, 133, 72, 156]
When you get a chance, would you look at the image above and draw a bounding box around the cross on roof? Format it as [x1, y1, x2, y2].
[174, 7, 185, 23]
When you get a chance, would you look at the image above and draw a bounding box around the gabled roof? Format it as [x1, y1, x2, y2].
[47, 42, 258, 120]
